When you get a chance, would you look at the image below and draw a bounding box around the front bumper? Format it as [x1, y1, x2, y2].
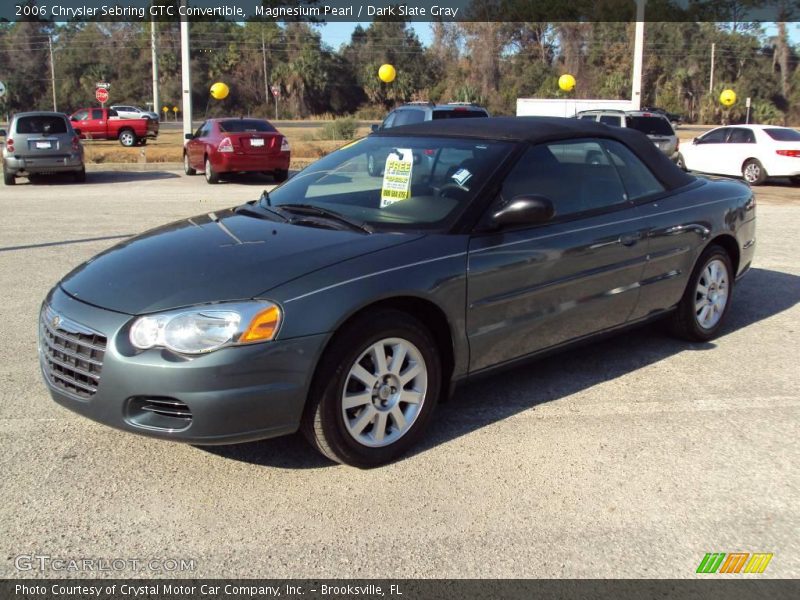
[40, 286, 328, 445]
[4, 153, 84, 174]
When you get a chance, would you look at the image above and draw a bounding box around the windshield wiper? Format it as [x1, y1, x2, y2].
[278, 203, 373, 234]
[235, 203, 290, 223]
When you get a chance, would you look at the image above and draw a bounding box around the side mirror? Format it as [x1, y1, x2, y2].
[492, 195, 555, 227]
[184, 133, 194, 140]
[0, 129, 6, 138]
[692, 137, 698, 145]
[370, 124, 379, 133]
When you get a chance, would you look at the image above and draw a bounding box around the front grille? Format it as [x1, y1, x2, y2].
[39, 305, 106, 399]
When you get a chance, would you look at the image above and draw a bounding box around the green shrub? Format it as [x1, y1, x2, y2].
[317, 117, 357, 140]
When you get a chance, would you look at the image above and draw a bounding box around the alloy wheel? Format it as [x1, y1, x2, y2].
[341, 337, 427, 448]
[694, 258, 729, 329]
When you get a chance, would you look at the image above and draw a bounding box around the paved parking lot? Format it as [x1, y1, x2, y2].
[0, 171, 798, 578]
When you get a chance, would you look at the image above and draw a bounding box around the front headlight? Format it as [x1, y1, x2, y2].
[130, 301, 281, 355]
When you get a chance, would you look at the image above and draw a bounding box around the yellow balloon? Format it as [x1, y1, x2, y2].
[559, 74, 576, 92]
[378, 64, 396, 84]
[720, 89, 736, 107]
[210, 82, 229, 100]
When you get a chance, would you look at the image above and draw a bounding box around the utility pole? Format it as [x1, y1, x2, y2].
[631, 0, 645, 110]
[261, 30, 270, 109]
[48, 35, 57, 112]
[180, 0, 192, 141]
[151, 16, 159, 119]
[709, 42, 716, 93]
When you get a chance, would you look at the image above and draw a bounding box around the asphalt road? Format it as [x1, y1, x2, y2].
[0, 171, 798, 579]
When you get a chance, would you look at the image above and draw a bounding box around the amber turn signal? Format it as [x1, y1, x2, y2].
[240, 305, 281, 342]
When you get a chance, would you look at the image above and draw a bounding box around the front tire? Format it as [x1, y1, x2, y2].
[183, 153, 196, 175]
[204, 158, 219, 184]
[790, 176, 800, 186]
[119, 129, 137, 147]
[669, 245, 734, 342]
[742, 159, 767, 185]
[302, 310, 442, 468]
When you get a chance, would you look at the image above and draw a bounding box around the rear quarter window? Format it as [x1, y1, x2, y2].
[626, 117, 674, 136]
[432, 109, 489, 120]
[15, 116, 68, 134]
[764, 128, 800, 142]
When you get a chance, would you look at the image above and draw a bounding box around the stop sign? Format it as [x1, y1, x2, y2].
[95, 88, 109, 103]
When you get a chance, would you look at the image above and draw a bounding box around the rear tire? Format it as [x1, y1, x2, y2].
[742, 159, 767, 185]
[301, 310, 441, 468]
[183, 153, 196, 176]
[3, 170, 14, 186]
[790, 176, 800, 186]
[274, 169, 288, 183]
[73, 167, 86, 183]
[669, 245, 734, 342]
[119, 129, 137, 147]
[204, 157, 219, 184]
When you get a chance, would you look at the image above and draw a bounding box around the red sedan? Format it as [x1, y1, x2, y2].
[184, 118, 290, 184]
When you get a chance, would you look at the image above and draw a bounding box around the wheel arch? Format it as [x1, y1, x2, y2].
[740, 156, 761, 172]
[705, 233, 740, 275]
[309, 295, 457, 403]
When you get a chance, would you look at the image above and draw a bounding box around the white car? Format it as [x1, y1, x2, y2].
[677, 124, 800, 185]
[109, 105, 159, 121]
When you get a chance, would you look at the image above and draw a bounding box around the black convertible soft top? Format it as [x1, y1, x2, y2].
[373, 116, 695, 191]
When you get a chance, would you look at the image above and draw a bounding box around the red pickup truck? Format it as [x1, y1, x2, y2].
[69, 107, 158, 147]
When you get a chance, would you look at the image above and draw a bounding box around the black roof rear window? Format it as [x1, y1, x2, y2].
[432, 109, 488, 120]
[219, 119, 276, 133]
[764, 128, 800, 141]
[15, 116, 68, 134]
[626, 116, 674, 136]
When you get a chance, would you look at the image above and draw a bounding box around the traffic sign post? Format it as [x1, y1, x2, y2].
[95, 87, 109, 106]
[172, 106, 179, 121]
[271, 85, 280, 120]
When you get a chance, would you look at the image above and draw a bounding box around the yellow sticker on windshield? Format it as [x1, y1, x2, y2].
[380, 149, 413, 208]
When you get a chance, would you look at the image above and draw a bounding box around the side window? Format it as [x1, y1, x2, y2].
[728, 128, 755, 144]
[579, 115, 597, 121]
[73, 110, 89, 121]
[499, 139, 628, 219]
[602, 139, 665, 201]
[194, 122, 209, 138]
[599, 115, 622, 126]
[698, 128, 730, 144]
[91, 109, 104, 120]
[393, 109, 426, 127]
[381, 112, 396, 129]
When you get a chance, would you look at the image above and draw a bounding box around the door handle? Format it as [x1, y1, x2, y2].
[619, 233, 642, 247]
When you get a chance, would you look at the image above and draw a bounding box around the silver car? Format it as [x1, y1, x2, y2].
[574, 109, 679, 161]
[110, 105, 159, 120]
[2, 112, 85, 185]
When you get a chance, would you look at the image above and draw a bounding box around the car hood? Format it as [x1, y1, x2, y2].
[59, 208, 421, 315]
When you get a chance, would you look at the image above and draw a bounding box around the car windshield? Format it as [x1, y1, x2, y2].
[219, 119, 276, 133]
[265, 135, 514, 232]
[15, 116, 68, 134]
[626, 116, 674, 136]
[764, 128, 800, 142]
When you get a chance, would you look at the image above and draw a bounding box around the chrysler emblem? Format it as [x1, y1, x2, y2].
[51, 315, 61, 329]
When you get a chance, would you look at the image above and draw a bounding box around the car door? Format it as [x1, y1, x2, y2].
[187, 121, 210, 169]
[723, 128, 757, 176]
[71, 109, 90, 137]
[685, 127, 731, 174]
[466, 138, 650, 372]
[85, 108, 107, 137]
